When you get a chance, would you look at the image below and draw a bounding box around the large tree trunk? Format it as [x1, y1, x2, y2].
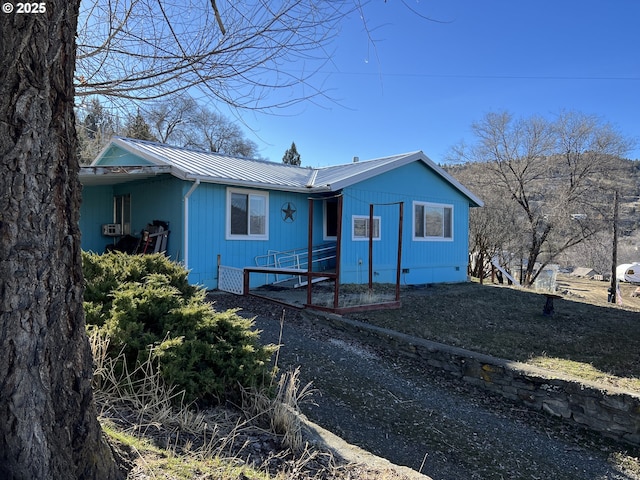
[0, 3, 121, 479]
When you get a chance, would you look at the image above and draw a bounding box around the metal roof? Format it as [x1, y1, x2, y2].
[81, 137, 483, 206]
[96, 137, 317, 191]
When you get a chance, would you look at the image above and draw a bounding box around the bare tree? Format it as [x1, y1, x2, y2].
[0, 2, 121, 478]
[75, 0, 351, 109]
[146, 94, 198, 143]
[182, 105, 260, 156]
[447, 162, 520, 280]
[141, 95, 260, 156]
[456, 111, 633, 286]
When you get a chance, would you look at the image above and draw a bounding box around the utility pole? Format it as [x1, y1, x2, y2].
[609, 190, 619, 303]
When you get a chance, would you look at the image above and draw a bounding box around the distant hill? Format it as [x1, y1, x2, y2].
[445, 156, 640, 236]
[444, 156, 640, 272]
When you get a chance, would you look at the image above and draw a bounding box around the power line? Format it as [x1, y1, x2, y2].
[319, 70, 640, 82]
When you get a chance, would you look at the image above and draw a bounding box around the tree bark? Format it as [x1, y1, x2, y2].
[0, 3, 121, 479]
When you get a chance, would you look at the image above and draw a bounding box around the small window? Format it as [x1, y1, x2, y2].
[352, 215, 380, 241]
[227, 188, 268, 239]
[413, 201, 453, 241]
[114, 194, 131, 235]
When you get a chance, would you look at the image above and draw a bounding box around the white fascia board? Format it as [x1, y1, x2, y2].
[82, 165, 171, 175]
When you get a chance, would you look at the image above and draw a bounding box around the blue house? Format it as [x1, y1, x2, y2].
[79, 137, 482, 294]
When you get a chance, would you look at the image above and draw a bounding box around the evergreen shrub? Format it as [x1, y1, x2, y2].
[82, 251, 275, 404]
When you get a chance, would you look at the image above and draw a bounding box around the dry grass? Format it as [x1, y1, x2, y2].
[241, 367, 317, 452]
[90, 327, 413, 479]
[90, 328, 295, 476]
[90, 328, 208, 433]
[350, 274, 640, 392]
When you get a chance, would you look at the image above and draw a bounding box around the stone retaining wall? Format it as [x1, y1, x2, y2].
[310, 311, 640, 446]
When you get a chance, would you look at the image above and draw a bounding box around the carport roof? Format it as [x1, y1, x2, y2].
[79, 165, 172, 186]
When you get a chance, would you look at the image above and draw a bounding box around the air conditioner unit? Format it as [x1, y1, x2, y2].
[102, 223, 122, 236]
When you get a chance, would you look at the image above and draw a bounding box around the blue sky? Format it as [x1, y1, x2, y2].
[239, 0, 640, 166]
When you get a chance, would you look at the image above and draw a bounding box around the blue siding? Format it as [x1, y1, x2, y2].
[81, 179, 331, 290]
[186, 184, 316, 289]
[112, 176, 185, 260]
[79, 176, 185, 260]
[95, 146, 155, 166]
[339, 161, 470, 285]
[80, 185, 114, 252]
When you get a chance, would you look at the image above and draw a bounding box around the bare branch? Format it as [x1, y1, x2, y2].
[210, 0, 226, 35]
[76, 0, 352, 110]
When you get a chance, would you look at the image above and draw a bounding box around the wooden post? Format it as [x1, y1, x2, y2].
[243, 268, 250, 296]
[368, 203, 374, 291]
[609, 190, 619, 303]
[395, 202, 403, 301]
[334, 195, 343, 309]
[307, 197, 314, 306]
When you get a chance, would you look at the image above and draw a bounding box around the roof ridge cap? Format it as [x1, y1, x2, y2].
[316, 151, 423, 169]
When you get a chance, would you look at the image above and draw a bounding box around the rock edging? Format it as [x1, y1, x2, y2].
[300, 414, 431, 479]
[308, 311, 640, 446]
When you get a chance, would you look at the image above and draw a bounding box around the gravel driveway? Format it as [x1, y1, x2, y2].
[209, 291, 640, 480]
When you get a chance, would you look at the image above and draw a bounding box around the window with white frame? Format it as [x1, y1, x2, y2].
[227, 188, 269, 239]
[114, 194, 131, 235]
[352, 215, 381, 241]
[413, 201, 453, 240]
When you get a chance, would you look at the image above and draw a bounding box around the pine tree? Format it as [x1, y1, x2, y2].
[82, 98, 114, 139]
[282, 141, 301, 166]
[124, 109, 156, 141]
[77, 98, 117, 164]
